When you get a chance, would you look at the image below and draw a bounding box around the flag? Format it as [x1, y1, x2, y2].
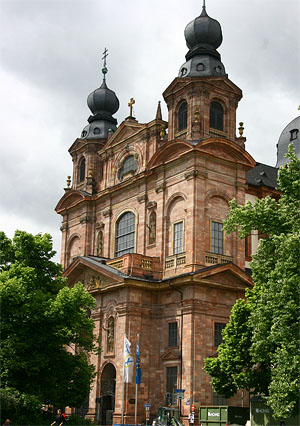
[136, 334, 141, 385]
[123, 334, 134, 383]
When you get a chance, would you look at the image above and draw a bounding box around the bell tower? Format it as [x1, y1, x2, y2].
[163, 2, 245, 148]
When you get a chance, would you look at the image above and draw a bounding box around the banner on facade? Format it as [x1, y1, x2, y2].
[123, 334, 134, 383]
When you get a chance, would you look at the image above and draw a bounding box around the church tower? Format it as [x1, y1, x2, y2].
[55, 4, 277, 425]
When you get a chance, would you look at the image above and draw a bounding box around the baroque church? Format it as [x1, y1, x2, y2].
[55, 3, 299, 425]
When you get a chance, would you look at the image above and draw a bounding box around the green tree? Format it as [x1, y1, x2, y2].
[0, 231, 97, 422]
[204, 145, 300, 419]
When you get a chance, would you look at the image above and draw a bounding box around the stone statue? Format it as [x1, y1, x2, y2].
[97, 231, 103, 257]
[149, 212, 156, 245]
[106, 318, 114, 353]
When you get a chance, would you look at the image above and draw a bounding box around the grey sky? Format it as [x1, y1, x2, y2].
[0, 0, 299, 260]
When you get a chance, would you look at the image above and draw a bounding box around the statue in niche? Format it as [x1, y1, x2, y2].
[106, 318, 114, 353]
[97, 231, 103, 257]
[149, 211, 156, 245]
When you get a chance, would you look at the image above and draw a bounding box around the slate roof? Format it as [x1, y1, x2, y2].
[246, 163, 278, 189]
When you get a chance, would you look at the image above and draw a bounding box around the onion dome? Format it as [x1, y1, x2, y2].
[81, 53, 120, 140]
[185, 6, 222, 54]
[276, 116, 300, 168]
[178, 3, 226, 78]
[87, 79, 119, 116]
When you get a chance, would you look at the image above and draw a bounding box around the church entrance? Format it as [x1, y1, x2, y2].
[98, 363, 116, 425]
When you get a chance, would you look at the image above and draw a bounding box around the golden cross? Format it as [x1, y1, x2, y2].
[128, 98, 135, 116]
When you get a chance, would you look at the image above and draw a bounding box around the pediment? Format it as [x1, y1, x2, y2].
[104, 120, 145, 149]
[193, 263, 253, 290]
[55, 190, 87, 213]
[64, 256, 124, 290]
[161, 349, 181, 360]
[196, 138, 256, 168]
[148, 140, 193, 169]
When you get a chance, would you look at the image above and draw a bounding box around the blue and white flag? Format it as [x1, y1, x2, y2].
[123, 334, 134, 383]
[136, 334, 141, 385]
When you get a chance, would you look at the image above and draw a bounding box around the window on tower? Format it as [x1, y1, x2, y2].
[290, 129, 298, 141]
[211, 221, 223, 254]
[79, 157, 86, 182]
[168, 322, 178, 347]
[178, 102, 188, 131]
[214, 322, 226, 347]
[115, 211, 135, 257]
[173, 221, 184, 254]
[210, 101, 224, 131]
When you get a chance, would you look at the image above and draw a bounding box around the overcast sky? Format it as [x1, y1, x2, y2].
[0, 0, 299, 261]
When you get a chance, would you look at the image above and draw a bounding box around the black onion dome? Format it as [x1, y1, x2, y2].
[184, 7, 222, 53]
[87, 79, 119, 116]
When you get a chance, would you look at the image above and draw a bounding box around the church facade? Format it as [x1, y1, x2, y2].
[56, 4, 283, 425]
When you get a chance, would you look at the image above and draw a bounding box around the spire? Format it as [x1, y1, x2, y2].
[80, 47, 120, 140]
[178, 2, 226, 78]
[156, 101, 162, 120]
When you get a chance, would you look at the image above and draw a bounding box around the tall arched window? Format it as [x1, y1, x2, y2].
[79, 157, 86, 182]
[210, 101, 224, 131]
[178, 102, 188, 131]
[115, 212, 135, 257]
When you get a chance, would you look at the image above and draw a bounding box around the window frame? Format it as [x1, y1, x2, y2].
[210, 220, 224, 255]
[168, 321, 178, 347]
[209, 101, 224, 132]
[166, 366, 178, 394]
[118, 155, 138, 181]
[290, 129, 299, 141]
[177, 101, 188, 132]
[214, 322, 226, 347]
[79, 157, 86, 183]
[115, 211, 136, 257]
[172, 220, 185, 255]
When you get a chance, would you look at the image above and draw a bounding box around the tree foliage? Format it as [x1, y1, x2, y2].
[204, 145, 300, 419]
[0, 231, 97, 422]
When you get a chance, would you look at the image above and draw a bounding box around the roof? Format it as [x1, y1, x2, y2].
[246, 162, 278, 189]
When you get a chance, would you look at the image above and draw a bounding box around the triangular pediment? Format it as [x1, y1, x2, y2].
[193, 263, 253, 290]
[103, 120, 145, 149]
[64, 256, 125, 291]
[161, 349, 181, 360]
[55, 190, 87, 213]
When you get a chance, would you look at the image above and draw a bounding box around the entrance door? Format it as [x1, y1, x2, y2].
[98, 363, 116, 425]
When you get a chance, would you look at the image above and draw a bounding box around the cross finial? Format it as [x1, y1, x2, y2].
[102, 47, 108, 80]
[203, 0, 206, 8]
[128, 97, 135, 117]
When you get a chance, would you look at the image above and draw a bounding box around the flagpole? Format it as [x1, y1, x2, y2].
[122, 333, 125, 425]
[134, 333, 139, 425]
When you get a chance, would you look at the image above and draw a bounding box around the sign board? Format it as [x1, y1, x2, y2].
[144, 403, 151, 411]
[176, 389, 185, 400]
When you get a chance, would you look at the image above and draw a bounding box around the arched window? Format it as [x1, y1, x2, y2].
[178, 102, 188, 132]
[118, 155, 138, 180]
[210, 101, 224, 131]
[79, 158, 86, 182]
[115, 212, 135, 257]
